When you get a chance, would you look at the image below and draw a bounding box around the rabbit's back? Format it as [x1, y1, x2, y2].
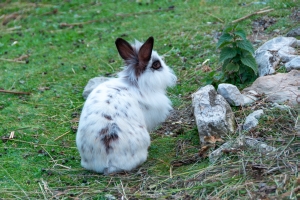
[76, 79, 150, 174]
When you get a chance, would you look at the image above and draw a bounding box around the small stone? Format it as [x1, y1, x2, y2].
[285, 57, 300, 71]
[243, 110, 264, 131]
[286, 27, 300, 37]
[217, 83, 244, 106]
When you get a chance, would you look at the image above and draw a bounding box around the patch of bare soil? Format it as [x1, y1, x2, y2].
[249, 16, 278, 45]
[155, 105, 196, 136]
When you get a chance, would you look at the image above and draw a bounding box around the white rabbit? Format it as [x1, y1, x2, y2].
[76, 36, 177, 174]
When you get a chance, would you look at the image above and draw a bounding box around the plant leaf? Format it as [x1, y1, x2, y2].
[225, 62, 239, 73]
[234, 30, 246, 40]
[236, 40, 255, 54]
[241, 54, 258, 74]
[219, 47, 237, 63]
[216, 33, 233, 49]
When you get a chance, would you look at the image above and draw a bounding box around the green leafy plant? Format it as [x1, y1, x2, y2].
[216, 24, 258, 84]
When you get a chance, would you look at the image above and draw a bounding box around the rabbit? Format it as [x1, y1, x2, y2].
[76, 36, 177, 174]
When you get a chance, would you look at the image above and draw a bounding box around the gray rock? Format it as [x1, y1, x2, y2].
[243, 70, 300, 107]
[241, 90, 259, 105]
[82, 77, 110, 99]
[104, 194, 116, 200]
[278, 46, 297, 63]
[272, 103, 291, 111]
[285, 57, 300, 71]
[255, 37, 298, 76]
[192, 85, 236, 143]
[255, 50, 279, 76]
[217, 83, 244, 106]
[243, 109, 264, 131]
[209, 135, 276, 163]
[256, 37, 297, 52]
[286, 27, 300, 37]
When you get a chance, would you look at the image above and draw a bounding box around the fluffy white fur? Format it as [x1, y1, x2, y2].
[76, 37, 177, 174]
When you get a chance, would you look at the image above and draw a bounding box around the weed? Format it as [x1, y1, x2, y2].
[217, 24, 258, 85]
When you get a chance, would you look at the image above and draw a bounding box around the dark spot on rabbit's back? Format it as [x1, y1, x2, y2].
[102, 132, 119, 153]
[106, 100, 110, 104]
[99, 123, 121, 153]
[99, 126, 109, 135]
[102, 114, 112, 120]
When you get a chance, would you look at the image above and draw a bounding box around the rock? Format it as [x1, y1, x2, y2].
[192, 85, 236, 143]
[286, 27, 300, 37]
[285, 57, 300, 71]
[272, 103, 291, 111]
[243, 109, 264, 130]
[255, 50, 279, 76]
[256, 37, 298, 52]
[242, 94, 257, 105]
[244, 136, 276, 153]
[104, 194, 116, 200]
[243, 70, 300, 107]
[217, 83, 244, 106]
[82, 77, 110, 99]
[209, 135, 276, 163]
[255, 37, 298, 76]
[278, 46, 297, 63]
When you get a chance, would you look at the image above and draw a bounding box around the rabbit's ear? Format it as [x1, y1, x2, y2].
[115, 38, 135, 61]
[138, 37, 154, 65]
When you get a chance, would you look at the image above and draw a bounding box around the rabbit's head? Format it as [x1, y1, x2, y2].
[116, 37, 177, 92]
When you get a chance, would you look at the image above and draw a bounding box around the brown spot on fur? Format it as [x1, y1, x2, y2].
[99, 126, 109, 135]
[103, 114, 112, 120]
[102, 132, 119, 153]
[100, 123, 121, 153]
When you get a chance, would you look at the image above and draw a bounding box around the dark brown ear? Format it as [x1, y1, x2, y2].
[115, 38, 135, 61]
[138, 36, 154, 64]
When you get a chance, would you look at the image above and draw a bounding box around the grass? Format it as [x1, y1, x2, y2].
[0, 0, 299, 199]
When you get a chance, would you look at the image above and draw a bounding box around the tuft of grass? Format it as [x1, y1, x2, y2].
[0, 0, 299, 199]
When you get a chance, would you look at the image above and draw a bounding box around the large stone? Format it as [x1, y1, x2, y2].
[285, 57, 300, 71]
[192, 85, 236, 143]
[82, 77, 110, 99]
[217, 83, 244, 106]
[286, 27, 300, 37]
[243, 109, 264, 131]
[278, 46, 298, 63]
[243, 70, 300, 107]
[255, 50, 278, 76]
[255, 37, 298, 76]
[256, 37, 298, 52]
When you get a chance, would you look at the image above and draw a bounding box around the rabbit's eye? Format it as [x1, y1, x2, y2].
[152, 61, 161, 70]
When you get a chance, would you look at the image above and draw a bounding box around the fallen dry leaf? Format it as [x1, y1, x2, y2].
[14, 54, 29, 61]
[3, 12, 19, 25]
[198, 145, 211, 158]
[202, 65, 212, 72]
[204, 136, 224, 144]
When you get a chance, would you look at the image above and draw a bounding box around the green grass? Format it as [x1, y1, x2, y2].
[0, 0, 299, 199]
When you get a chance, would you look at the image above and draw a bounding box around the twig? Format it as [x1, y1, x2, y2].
[205, 11, 224, 23]
[38, 182, 47, 200]
[0, 89, 31, 95]
[54, 131, 70, 141]
[0, 58, 26, 64]
[232, 8, 274, 24]
[0, 165, 30, 199]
